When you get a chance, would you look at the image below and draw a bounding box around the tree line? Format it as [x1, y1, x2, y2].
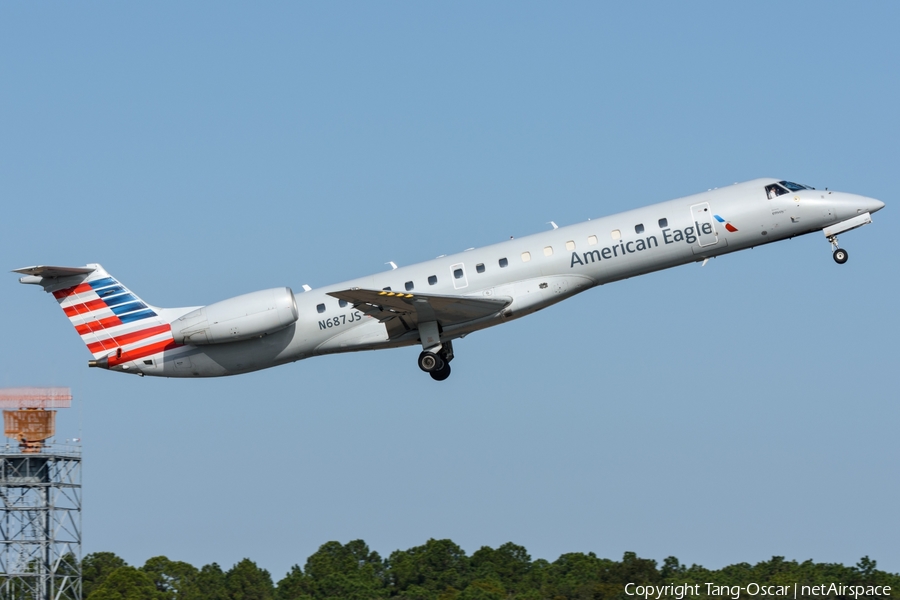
[82, 539, 898, 600]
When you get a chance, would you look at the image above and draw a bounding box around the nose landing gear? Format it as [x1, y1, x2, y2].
[827, 235, 849, 264]
[833, 248, 848, 264]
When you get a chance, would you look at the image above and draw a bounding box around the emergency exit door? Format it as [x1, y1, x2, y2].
[690, 202, 718, 247]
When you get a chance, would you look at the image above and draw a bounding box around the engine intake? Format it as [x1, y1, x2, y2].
[172, 287, 298, 345]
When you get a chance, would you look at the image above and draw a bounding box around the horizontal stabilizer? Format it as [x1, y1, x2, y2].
[14, 265, 96, 279]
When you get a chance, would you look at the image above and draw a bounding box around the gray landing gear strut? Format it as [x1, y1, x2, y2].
[828, 235, 849, 265]
[417, 320, 453, 381]
[823, 213, 874, 265]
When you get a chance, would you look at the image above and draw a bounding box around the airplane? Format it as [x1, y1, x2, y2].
[14, 178, 884, 381]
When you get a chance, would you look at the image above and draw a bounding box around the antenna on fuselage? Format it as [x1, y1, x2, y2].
[301, 285, 311, 292]
[548, 221, 558, 230]
[387, 261, 398, 270]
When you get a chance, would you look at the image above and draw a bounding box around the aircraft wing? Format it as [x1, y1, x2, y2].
[327, 288, 510, 339]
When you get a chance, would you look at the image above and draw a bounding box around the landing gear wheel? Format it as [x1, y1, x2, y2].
[418, 351, 444, 373]
[833, 248, 849, 264]
[430, 362, 451, 381]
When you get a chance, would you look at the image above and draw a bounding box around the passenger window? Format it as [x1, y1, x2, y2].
[635, 223, 644, 234]
[658, 218, 668, 228]
[428, 275, 437, 285]
[316, 303, 325, 313]
[766, 183, 789, 199]
[611, 229, 621, 240]
[383, 287, 391, 291]
[476, 263, 485, 273]
[566, 240, 575, 251]
[499, 258, 508, 268]
[405, 281, 414, 291]
[521, 251, 531, 262]
[453, 268, 464, 279]
[543, 246, 553, 256]
[588, 235, 598, 246]
[339, 299, 348, 308]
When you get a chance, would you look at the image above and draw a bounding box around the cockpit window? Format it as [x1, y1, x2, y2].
[766, 183, 789, 199]
[779, 180, 810, 191]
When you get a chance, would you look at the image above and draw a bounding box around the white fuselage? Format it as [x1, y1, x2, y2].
[125, 178, 883, 377]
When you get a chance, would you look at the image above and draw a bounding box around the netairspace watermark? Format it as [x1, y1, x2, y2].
[624, 582, 893, 599]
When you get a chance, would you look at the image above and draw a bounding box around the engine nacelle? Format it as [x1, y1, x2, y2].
[172, 287, 299, 345]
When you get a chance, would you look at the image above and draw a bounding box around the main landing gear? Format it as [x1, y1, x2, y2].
[827, 235, 849, 265]
[418, 340, 454, 381]
[416, 321, 454, 381]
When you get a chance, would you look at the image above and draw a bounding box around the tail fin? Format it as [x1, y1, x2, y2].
[14, 264, 177, 366]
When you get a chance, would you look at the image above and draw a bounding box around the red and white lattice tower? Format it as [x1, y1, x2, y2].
[0, 387, 81, 600]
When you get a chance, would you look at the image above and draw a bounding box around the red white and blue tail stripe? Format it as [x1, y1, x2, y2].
[15, 264, 179, 368]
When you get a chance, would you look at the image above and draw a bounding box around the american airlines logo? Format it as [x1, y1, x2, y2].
[714, 214, 739, 232]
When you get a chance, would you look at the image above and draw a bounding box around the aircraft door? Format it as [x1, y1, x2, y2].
[690, 202, 718, 247]
[450, 263, 468, 290]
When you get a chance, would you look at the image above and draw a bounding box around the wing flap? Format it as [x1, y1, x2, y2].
[328, 289, 509, 336]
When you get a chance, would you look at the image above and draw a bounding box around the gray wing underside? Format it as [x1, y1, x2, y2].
[327, 288, 510, 339]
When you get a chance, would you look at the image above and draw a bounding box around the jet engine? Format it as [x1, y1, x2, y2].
[172, 287, 299, 345]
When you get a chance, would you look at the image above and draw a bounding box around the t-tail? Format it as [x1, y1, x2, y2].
[14, 264, 179, 372]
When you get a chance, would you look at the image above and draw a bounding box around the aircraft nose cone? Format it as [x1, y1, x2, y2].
[836, 194, 885, 219]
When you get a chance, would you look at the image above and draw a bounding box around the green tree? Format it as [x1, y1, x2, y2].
[659, 556, 685, 580]
[392, 584, 436, 600]
[83, 552, 129, 598]
[615, 551, 659, 585]
[141, 556, 202, 600]
[857, 555, 877, 579]
[196, 563, 228, 600]
[299, 539, 386, 600]
[274, 565, 310, 600]
[543, 551, 621, 598]
[469, 542, 531, 590]
[225, 559, 275, 600]
[457, 578, 505, 600]
[467, 542, 539, 598]
[76, 542, 900, 600]
[87, 566, 164, 600]
[388, 539, 469, 597]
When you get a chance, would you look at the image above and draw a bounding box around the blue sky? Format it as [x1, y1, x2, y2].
[2, 2, 898, 577]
